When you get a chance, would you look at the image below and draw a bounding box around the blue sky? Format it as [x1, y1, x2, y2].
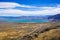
[0, 0, 59, 6]
[0, 0, 60, 16]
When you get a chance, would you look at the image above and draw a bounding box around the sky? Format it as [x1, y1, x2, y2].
[0, 0, 60, 16]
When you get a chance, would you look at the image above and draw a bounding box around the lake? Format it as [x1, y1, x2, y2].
[2, 19, 49, 23]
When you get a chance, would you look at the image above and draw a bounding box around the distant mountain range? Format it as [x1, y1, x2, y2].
[0, 16, 48, 20]
[48, 14, 60, 22]
[0, 14, 60, 22]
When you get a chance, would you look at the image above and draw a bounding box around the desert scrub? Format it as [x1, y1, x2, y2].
[19, 35, 34, 40]
[35, 29, 60, 40]
[3, 36, 17, 40]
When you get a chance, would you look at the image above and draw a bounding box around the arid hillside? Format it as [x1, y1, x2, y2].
[0, 22, 60, 40]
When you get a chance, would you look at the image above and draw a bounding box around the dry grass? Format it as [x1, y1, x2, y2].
[0, 22, 59, 40]
[35, 29, 60, 40]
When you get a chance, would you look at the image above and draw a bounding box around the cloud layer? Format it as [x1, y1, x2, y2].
[0, 2, 38, 8]
[0, 2, 60, 16]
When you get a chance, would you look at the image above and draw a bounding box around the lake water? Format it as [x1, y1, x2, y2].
[3, 19, 49, 23]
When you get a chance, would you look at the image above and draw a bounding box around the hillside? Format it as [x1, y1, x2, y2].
[0, 22, 59, 40]
[35, 29, 60, 40]
[48, 14, 60, 21]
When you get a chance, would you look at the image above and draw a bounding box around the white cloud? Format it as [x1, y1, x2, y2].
[0, 2, 38, 8]
[54, 8, 60, 13]
[0, 2, 60, 16]
[0, 2, 20, 8]
[0, 7, 60, 16]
